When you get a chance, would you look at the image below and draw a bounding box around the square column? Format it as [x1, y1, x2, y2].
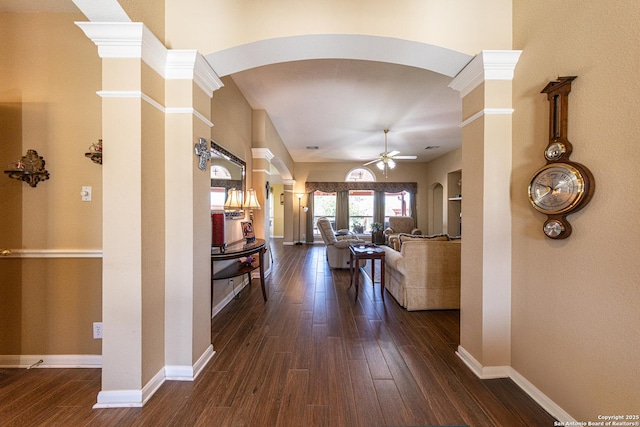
[449, 50, 522, 376]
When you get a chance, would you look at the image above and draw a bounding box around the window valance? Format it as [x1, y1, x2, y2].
[305, 181, 417, 194]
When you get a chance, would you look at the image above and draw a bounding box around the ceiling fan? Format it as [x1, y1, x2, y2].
[363, 129, 417, 176]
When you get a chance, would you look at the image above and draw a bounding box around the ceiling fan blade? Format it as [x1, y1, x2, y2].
[393, 155, 417, 160]
[387, 150, 400, 157]
[363, 159, 379, 166]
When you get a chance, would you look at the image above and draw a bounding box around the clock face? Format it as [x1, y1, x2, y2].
[543, 219, 566, 238]
[528, 163, 585, 214]
[544, 142, 567, 161]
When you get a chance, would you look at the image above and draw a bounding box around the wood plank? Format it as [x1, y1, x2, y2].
[348, 359, 385, 427]
[275, 369, 309, 427]
[374, 379, 416, 426]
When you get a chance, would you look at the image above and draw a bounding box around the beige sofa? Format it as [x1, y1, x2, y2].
[381, 234, 461, 311]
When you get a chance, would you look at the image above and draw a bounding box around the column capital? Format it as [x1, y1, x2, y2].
[77, 22, 223, 97]
[449, 50, 522, 98]
[251, 147, 275, 161]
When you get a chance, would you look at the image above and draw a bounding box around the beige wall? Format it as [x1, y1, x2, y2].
[512, 0, 640, 419]
[271, 184, 285, 238]
[423, 147, 462, 235]
[0, 12, 102, 356]
[166, 0, 512, 56]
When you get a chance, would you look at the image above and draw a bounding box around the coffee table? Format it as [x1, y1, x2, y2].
[349, 244, 385, 301]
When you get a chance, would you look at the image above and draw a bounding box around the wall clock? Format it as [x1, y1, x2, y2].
[528, 76, 595, 239]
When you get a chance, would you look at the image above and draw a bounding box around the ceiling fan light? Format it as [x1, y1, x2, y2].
[376, 160, 385, 170]
[388, 159, 396, 169]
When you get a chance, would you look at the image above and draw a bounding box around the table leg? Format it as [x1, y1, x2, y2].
[259, 248, 267, 301]
[371, 258, 376, 297]
[349, 250, 354, 289]
[354, 255, 360, 301]
[380, 257, 385, 301]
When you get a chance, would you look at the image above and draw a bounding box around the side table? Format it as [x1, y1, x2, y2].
[349, 244, 385, 302]
[211, 239, 267, 305]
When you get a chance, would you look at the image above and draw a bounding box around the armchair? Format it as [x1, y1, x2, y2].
[316, 217, 365, 269]
[384, 216, 422, 249]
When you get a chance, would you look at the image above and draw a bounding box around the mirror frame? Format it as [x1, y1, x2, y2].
[210, 140, 246, 219]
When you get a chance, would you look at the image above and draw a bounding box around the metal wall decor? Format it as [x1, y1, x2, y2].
[85, 139, 103, 164]
[194, 138, 211, 171]
[4, 149, 50, 187]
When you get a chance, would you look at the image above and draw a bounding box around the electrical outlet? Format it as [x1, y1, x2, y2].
[93, 322, 103, 339]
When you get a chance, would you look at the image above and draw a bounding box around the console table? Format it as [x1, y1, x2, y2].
[211, 238, 267, 302]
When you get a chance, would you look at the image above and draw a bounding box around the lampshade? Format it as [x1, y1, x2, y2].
[296, 193, 304, 200]
[387, 159, 396, 169]
[224, 188, 243, 210]
[244, 188, 261, 210]
[376, 160, 385, 170]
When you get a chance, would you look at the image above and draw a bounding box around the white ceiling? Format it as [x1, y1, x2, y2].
[230, 59, 464, 164]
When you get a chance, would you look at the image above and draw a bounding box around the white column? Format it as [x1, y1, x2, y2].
[449, 50, 522, 377]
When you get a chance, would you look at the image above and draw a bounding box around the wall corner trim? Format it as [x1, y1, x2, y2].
[165, 345, 215, 381]
[93, 367, 165, 408]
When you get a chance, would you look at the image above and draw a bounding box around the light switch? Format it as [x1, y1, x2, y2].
[81, 186, 92, 202]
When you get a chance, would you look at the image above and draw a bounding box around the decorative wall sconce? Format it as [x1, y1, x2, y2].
[224, 188, 244, 219]
[194, 138, 211, 171]
[4, 149, 50, 187]
[85, 139, 102, 164]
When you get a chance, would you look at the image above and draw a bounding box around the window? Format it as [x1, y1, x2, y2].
[312, 191, 336, 235]
[346, 168, 375, 182]
[210, 164, 232, 211]
[348, 189, 374, 234]
[384, 191, 411, 227]
[210, 188, 227, 211]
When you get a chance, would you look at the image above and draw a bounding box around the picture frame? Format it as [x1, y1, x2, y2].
[241, 221, 255, 243]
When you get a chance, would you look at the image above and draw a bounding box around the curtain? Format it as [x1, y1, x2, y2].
[305, 191, 314, 243]
[410, 192, 417, 224]
[335, 190, 349, 231]
[373, 190, 385, 225]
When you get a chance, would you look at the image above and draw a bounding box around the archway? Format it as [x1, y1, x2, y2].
[432, 183, 444, 234]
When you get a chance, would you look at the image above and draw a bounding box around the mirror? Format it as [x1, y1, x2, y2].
[210, 140, 246, 219]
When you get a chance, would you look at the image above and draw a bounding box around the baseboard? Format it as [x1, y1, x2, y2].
[211, 265, 272, 318]
[165, 344, 215, 381]
[211, 278, 250, 317]
[508, 367, 577, 423]
[0, 354, 101, 368]
[456, 345, 577, 423]
[94, 366, 165, 408]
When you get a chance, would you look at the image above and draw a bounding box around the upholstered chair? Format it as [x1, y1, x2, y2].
[316, 217, 365, 269]
[384, 216, 422, 247]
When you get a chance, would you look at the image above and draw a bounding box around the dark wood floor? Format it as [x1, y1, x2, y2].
[0, 241, 556, 426]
